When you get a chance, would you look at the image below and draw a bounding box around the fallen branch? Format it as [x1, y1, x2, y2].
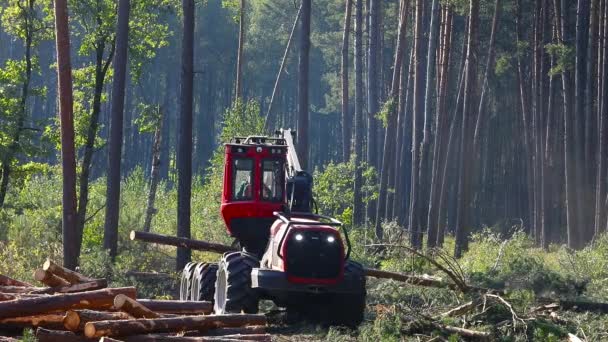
[485, 294, 527, 329]
[432, 322, 491, 340]
[43, 259, 93, 285]
[0, 287, 136, 319]
[64, 310, 134, 332]
[84, 314, 267, 338]
[438, 299, 481, 318]
[552, 299, 608, 313]
[365, 268, 460, 290]
[130, 231, 237, 254]
[113, 294, 160, 319]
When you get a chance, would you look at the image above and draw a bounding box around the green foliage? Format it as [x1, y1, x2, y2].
[546, 43, 575, 76]
[135, 103, 163, 134]
[375, 97, 396, 128]
[0, 0, 53, 42]
[313, 159, 377, 226]
[495, 54, 512, 76]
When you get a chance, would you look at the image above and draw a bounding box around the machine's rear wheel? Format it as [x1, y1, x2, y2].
[179, 262, 198, 301]
[214, 252, 259, 314]
[191, 262, 218, 302]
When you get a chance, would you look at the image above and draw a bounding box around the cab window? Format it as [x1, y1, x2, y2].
[232, 158, 253, 200]
[261, 160, 283, 201]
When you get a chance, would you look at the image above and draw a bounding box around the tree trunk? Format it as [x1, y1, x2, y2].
[53, 0, 79, 270]
[297, 0, 311, 170]
[597, 0, 608, 235]
[77, 38, 114, 255]
[408, 0, 425, 247]
[427, 6, 453, 248]
[104, 0, 131, 260]
[0, 287, 136, 319]
[143, 107, 163, 233]
[366, 0, 380, 224]
[84, 314, 267, 338]
[130, 230, 237, 254]
[341, 0, 353, 162]
[64, 310, 134, 332]
[374, 0, 409, 239]
[353, 0, 365, 226]
[454, 0, 479, 258]
[235, 0, 245, 100]
[177, 0, 195, 270]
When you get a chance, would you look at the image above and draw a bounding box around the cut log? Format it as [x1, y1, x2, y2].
[99, 338, 123, 342]
[43, 259, 93, 284]
[130, 231, 236, 254]
[204, 326, 266, 336]
[32, 279, 108, 295]
[0, 287, 136, 319]
[556, 299, 608, 313]
[0, 337, 19, 342]
[0, 274, 31, 287]
[0, 285, 47, 293]
[35, 328, 96, 342]
[114, 294, 160, 318]
[0, 293, 17, 301]
[64, 310, 134, 332]
[120, 334, 271, 341]
[365, 268, 498, 293]
[136, 299, 213, 315]
[84, 314, 267, 338]
[0, 314, 66, 330]
[34, 269, 70, 287]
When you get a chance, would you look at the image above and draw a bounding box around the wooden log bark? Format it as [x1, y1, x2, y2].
[84, 314, 267, 338]
[114, 294, 160, 318]
[204, 326, 266, 336]
[99, 338, 123, 342]
[136, 299, 213, 315]
[0, 293, 17, 301]
[36, 328, 96, 342]
[0, 285, 47, 293]
[0, 337, 19, 342]
[120, 334, 271, 341]
[130, 231, 236, 254]
[0, 314, 66, 330]
[365, 268, 499, 294]
[32, 279, 108, 295]
[64, 310, 134, 332]
[34, 269, 70, 287]
[0, 287, 136, 319]
[43, 259, 93, 284]
[0, 274, 31, 287]
[555, 299, 608, 313]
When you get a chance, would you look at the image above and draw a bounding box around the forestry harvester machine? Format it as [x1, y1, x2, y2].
[179, 129, 366, 326]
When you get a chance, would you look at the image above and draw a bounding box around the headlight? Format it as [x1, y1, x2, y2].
[295, 233, 304, 241]
[327, 235, 335, 243]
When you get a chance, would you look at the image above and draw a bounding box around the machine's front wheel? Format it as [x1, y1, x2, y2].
[214, 252, 260, 314]
[191, 262, 218, 302]
[327, 261, 367, 327]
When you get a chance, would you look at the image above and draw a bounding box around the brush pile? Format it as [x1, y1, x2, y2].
[0, 259, 269, 342]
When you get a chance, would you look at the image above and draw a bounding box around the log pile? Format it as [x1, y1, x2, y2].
[0, 259, 269, 342]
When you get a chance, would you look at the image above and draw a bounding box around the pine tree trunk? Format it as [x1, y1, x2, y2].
[297, 0, 311, 170]
[375, 0, 409, 239]
[353, 0, 365, 226]
[454, 0, 479, 258]
[104, 0, 131, 260]
[427, 6, 453, 248]
[143, 108, 164, 233]
[176, 0, 195, 270]
[408, 0, 425, 247]
[341, 0, 353, 162]
[366, 0, 380, 224]
[54, 0, 79, 270]
[235, 0, 245, 100]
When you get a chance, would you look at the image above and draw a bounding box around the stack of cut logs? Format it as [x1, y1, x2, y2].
[0, 259, 269, 342]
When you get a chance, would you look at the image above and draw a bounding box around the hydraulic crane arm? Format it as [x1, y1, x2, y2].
[278, 128, 314, 213]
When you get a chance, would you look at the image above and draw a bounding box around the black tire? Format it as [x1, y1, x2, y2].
[214, 252, 260, 314]
[328, 260, 367, 327]
[191, 262, 218, 302]
[179, 262, 198, 301]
